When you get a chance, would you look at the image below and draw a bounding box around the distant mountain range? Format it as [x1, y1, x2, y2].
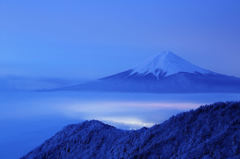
[59, 51, 240, 93]
[22, 102, 240, 159]
[0, 76, 80, 91]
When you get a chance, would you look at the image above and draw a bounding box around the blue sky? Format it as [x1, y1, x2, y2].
[1, 0, 240, 79]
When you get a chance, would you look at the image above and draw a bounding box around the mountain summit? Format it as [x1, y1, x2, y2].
[130, 51, 212, 79]
[101, 51, 214, 81]
[58, 51, 240, 93]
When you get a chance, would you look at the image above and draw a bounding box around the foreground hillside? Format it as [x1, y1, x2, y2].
[22, 102, 240, 159]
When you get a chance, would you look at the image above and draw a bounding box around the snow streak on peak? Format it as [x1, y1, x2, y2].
[131, 51, 212, 78]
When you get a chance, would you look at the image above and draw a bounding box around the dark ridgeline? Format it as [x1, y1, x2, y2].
[22, 102, 240, 159]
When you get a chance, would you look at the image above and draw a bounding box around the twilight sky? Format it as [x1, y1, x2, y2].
[1, 0, 240, 79]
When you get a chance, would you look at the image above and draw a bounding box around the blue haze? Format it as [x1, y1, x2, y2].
[1, 0, 240, 79]
[1, 91, 240, 158]
[1, 1, 240, 158]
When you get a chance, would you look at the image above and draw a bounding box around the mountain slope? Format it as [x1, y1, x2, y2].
[101, 51, 214, 81]
[22, 102, 240, 159]
[59, 51, 240, 93]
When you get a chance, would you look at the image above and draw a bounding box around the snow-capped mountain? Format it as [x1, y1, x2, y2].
[101, 51, 217, 81]
[130, 51, 213, 79]
[58, 51, 240, 93]
[22, 102, 240, 159]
